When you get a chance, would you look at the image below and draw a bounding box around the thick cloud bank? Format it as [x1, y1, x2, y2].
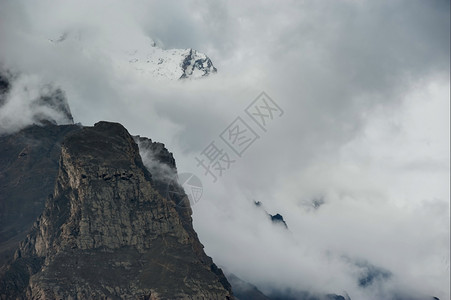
[0, 1, 449, 299]
[0, 70, 74, 134]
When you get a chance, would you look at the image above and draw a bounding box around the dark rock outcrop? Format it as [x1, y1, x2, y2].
[0, 71, 10, 107]
[0, 121, 233, 299]
[133, 135, 177, 196]
[254, 201, 288, 229]
[269, 214, 288, 229]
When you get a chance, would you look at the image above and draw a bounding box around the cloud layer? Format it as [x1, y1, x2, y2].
[0, 0, 449, 299]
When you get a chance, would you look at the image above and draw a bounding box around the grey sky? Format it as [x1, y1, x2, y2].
[0, 1, 449, 299]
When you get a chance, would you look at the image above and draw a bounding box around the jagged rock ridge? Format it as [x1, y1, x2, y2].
[269, 213, 288, 229]
[0, 121, 232, 299]
[254, 201, 288, 229]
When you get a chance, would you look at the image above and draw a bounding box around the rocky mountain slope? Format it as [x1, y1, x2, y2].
[0, 71, 80, 266]
[0, 121, 232, 299]
[0, 123, 80, 266]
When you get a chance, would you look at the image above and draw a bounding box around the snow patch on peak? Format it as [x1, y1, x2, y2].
[120, 44, 217, 80]
[180, 48, 217, 79]
[49, 32, 217, 81]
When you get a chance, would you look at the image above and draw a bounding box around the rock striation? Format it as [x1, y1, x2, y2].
[0, 121, 233, 299]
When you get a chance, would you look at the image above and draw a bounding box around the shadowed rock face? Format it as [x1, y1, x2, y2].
[0, 123, 81, 266]
[0, 72, 10, 107]
[0, 121, 233, 299]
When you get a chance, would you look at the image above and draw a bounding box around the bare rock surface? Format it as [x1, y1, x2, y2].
[0, 121, 232, 299]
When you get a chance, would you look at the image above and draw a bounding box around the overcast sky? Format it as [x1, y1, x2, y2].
[0, 1, 449, 299]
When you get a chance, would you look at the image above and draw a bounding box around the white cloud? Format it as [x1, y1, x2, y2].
[0, 0, 449, 299]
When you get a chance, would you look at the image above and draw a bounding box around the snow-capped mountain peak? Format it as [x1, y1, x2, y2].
[179, 48, 217, 79]
[49, 31, 217, 80]
[122, 45, 217, 80]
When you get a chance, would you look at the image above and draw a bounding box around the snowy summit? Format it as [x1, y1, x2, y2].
[49, 32, 217, 80]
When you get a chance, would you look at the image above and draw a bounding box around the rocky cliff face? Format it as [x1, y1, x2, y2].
[0, 69, 80, 267]
[0, 123, 81, 266]
[0, 121, 233, 299]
